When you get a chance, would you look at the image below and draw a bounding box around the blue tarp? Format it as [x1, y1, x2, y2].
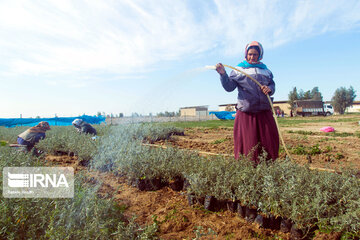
[209, 111, 236, 120]
[0, 115, 106, 128]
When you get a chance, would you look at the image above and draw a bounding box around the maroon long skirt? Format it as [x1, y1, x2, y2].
[233, 110, 279, 163]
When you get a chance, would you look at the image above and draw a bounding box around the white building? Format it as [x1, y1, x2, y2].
[180, 105, 209, 117]
[346, 101, 360, 113]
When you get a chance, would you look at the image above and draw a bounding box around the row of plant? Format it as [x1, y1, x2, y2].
[35, 126, 104, 164]
[157, 114, 360, 129]
[277, 115, 360, 127]
[291, 144, 322, 156]
[0, 129, 159, 239]
[287, 129, 360, 138]
[90, 123, 360, 239]
[0, 126, 29, 143]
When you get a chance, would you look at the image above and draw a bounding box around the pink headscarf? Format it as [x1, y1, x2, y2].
[244, 41, 264, 62]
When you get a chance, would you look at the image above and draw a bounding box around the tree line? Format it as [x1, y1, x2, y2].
[288, 86, 357, 114]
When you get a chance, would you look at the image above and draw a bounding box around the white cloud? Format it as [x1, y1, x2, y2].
[0, 0, 359, 85]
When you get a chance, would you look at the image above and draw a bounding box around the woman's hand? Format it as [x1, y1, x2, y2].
[261, 85, 271, 95]
[216, 63, 226, 75]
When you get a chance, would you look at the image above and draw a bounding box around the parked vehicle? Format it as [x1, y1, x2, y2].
[294, 100, 333, 116]
[323, 103, 334, 116]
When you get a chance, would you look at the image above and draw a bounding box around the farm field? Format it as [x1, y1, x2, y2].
[1, 114, 360, 239]
[158, 114, 360, 171]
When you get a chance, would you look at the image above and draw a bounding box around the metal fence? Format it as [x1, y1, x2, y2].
[106, 114, 218, 125]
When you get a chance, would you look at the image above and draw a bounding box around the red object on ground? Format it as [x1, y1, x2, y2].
[320, 126, 335, 132]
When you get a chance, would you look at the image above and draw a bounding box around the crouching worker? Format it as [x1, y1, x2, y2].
[72, 119, 97, 135]
[17, 121, 51, 151]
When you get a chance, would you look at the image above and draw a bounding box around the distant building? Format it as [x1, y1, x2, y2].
[180, 105, 209, 117]
[272, 101, 291, 116]
[346, 101, 360, 113]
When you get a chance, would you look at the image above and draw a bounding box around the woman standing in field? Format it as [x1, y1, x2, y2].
[216, 41, 279, 164]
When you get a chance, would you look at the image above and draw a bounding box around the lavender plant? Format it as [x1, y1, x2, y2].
[36, 126, 100, 162]
[0, 126, 28, 143]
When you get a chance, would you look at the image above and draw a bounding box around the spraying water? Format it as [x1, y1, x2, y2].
[204, 65, 217, 70]
[131, 66, 214, 118]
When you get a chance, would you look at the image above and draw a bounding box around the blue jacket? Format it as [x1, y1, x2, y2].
[220, 66, 275, 113]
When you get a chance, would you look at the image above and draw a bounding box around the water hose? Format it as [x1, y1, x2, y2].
[207, 64, 292, 160]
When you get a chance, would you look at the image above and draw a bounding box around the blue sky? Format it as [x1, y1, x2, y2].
[1, 0, 359, 118]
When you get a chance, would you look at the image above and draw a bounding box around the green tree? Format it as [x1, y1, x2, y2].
[303, 90, 312, 99]
[156, 111, 177, 117]
[288, 87, 324, 110]
[331, 86, 357, 114]
[310, 87, 323, 101]
[288, 87, 299, 111]
[298, 89, 304, 99]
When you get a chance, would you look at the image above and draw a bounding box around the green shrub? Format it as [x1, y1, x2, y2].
[211, 138, 230, 144]
[309, 144, 322, 155]
[292, 144, 307, 155]
[335, 153, 345, 160]
[36, 126, 99, 162]
[0, 174, 158, 239]
[0, 126, 28, 143]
